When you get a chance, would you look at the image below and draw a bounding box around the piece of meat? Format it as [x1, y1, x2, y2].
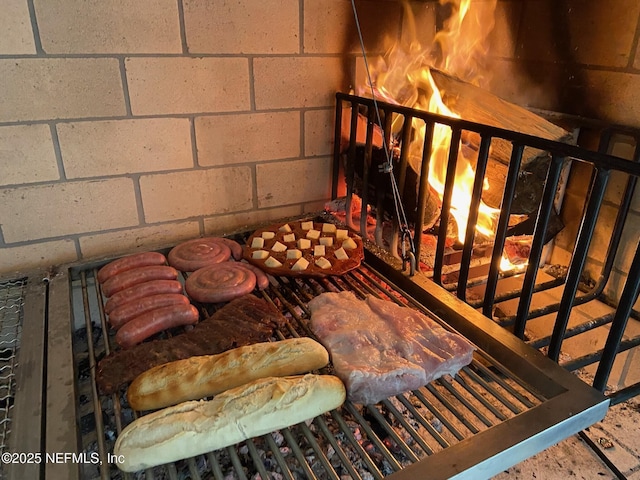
[115, 304, 200, 348]
[104, 280, 183, 315]
[97, 252, 167, 285]
[308, 291, 475, 405]
[185, 263, 257, 303]
[102, 266, 179, 298]
[168, 237, 233, 272]
[108, 293, 191, 330]
[96, 294, 286, 394]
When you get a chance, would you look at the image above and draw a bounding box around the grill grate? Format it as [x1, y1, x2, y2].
[0, 278, 26, 457]
[68, 253, 597, 480]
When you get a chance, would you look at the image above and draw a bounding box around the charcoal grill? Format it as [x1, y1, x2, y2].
[3, 91, 640, 479]
[3, 236, 608, 480]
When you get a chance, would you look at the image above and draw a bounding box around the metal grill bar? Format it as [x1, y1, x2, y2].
[58, 243, 609, 479]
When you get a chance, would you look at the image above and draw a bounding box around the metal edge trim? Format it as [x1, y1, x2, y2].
[6, 275, 47, 480]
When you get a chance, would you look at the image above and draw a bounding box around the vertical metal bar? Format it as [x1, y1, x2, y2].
[433, 128, 462, 285]
[547, 167, 610, 361]
[359, 106, 376, 239]
[345, 101, 359, 230]
[79, 272, 110, 480]
[7, 277, 46, 480]
[415, 121, 435, 267]
[46, 273, 81, 480]
[457, 134, 492, 300]
[513, 155, 565, 339]
[375, 108, 395, 247]
[332, 96, 344, 199]
[593, 240, 640, 391]
[483, 144, 525, 317]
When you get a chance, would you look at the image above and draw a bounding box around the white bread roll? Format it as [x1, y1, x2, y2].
[127, 337, 329, 411]
[115, 374, 346, 472]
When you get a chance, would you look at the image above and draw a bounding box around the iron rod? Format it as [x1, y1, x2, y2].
[483, 143, 525, 317]
[457, 134, 492, 300]
[513, 155, 565, 339]
[548, 167, 610, 361]
[593, 240, 640, 391]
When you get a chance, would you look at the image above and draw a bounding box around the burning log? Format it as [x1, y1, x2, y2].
[429, 69, 575, 213]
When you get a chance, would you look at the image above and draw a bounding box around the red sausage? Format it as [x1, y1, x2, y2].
[185, 263, 256, 303]
[97, 252, 167, 284]
[102, 266, 179, 298]
[168, 238, 232, 272]
[108, 294, 190, 330]
[104, 280, 183, 314]
[236, 262, 270, 290]
[219, 238, 244, 261]
[115, 304, 199, 349]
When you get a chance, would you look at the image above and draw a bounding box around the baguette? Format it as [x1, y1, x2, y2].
[114, 374, 346, 472]
[127, 337, 329, 411]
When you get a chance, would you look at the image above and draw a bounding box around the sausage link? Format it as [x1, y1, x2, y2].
[108, 294, 190, 330]
[104, 280, 183, 315]
[219, 238, 244, 261]
[115, 304, 199, 349]
[97, 252, 167, 284]
[168, 238, 232, 272]
[236, 262, 270, 290]
[102, 266, 179, 298]
[185, 263, 256, 303]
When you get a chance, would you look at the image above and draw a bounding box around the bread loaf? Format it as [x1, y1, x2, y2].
[127, 337, 329, 411]
[115, 374, 346, 472]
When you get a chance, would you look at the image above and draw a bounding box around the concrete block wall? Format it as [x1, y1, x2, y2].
[0, 0, 381, 275]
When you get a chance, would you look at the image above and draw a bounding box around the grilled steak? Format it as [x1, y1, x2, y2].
[97, 294, 286, 395]
[308, 291, 475, 405]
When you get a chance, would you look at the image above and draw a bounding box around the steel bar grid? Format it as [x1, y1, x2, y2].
[61, 249, 607, 480]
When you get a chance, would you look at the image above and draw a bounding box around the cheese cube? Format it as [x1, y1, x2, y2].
[322, 223, 337, 233]
[334, 247, 349, 260]
[315, 257, 332, 269]
[306, 229, 321, 240]
[264, 257, 283, 268]
[314, 245, 326, 257]
[297, 238, 311, 249]
[271, 241, 287, 252]
[279, 223, 292, 233]
[286, 249, 302, 260]
[301, 221, 314, 230]
[319, 236, 334, 247]
[342, 237, 357, 250]
[335, 229, 349, 240]
[262, 231, 276, 240]
[282, 233, 296, 243]
[252, 250, 269, 260]
[251, 237, 265, 249]
[291, 257, 310, 271]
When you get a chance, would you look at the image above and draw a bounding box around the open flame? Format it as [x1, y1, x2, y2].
[361, 0, 499, 243]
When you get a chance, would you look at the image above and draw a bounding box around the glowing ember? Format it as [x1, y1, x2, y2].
[361, 0, 499, 243]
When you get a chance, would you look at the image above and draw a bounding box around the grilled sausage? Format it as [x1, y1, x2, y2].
[236, 262, 269, 290]
[115, 304, 200, 349]
[102, 266, 179, 298]
[97, 252, 167, 284]
[185, 263, 256, 303]
[168, 238, 233, 272]
[104, 280, 183, 315]
[219, 238, 244, 261]
[108, 294, 191, 330]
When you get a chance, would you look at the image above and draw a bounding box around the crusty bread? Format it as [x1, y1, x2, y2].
[115, 374, 346, 472]
[127, 337, 329, 411]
